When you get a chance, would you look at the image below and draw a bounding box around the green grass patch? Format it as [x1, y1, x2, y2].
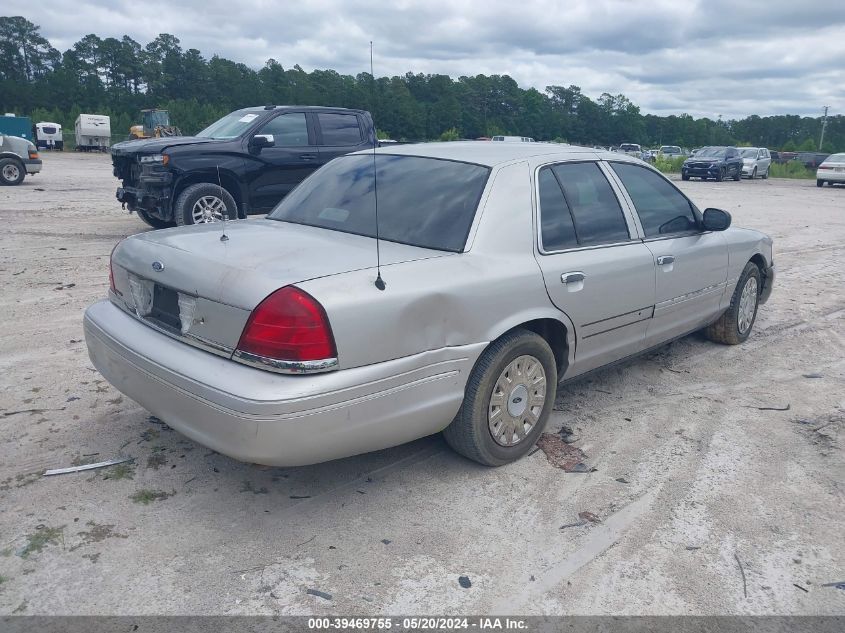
[130, 489, 174, 505]
[653, 156, 686, 174]
[21, 525, 65, 558]
[102, 462, 135, 480]
[769, 162, 815, 179]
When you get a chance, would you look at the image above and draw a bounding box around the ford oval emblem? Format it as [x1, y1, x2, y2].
[151, 261, 165, 272]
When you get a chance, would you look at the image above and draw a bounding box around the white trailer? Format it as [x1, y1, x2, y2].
[74, 114, 111, 152]
[35, 121, 64, 150]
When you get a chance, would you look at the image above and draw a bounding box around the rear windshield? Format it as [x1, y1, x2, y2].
[740, 148, 759, 158]
[268, 154, 490, 252]
[196, 110, 264, 139]
[620, 144, 640, 151]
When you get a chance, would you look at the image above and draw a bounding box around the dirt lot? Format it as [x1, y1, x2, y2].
[0, 151, 843, 616]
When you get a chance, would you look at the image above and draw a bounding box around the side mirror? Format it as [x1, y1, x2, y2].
[702, 208, 731, 231]
[250, 134, 274, 151]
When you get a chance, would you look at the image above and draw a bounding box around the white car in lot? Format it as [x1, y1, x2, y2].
[816, 153, 845, 187]
[739, 147, 772, 179]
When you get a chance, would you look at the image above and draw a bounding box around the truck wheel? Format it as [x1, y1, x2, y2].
[174, 183, 238, 226]
[816, 180, 824, 187]
[681, 173, 690, 181]
[0, 158, 25, 186]
[137, 208, 174, 230]
[703, 262, 761, 345]
[443, 328, 557, 466]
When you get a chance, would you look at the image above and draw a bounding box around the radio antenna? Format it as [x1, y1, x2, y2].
[217, 164, 228, 242]
[371, 41, 385, 291]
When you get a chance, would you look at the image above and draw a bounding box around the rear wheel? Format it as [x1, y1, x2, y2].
[0, 158, 25, 186]
[703, 262, 761, 345]
[136, 208, 174, 229]
[443, 329, 557, 466]
[174, 183, 238, 226]
[817, 179, 824, 187]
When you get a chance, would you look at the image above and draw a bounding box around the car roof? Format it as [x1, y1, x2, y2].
[353, 141, 626, 167]
[235, 105, 368, 114]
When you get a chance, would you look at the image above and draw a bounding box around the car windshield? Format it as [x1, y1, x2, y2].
[196, 111, 264, 139]
[740, 149, 759, 158]
[268, 154, 490, 252]
[620, 144, 639, 151]
[696, 147, 726, 158]
[661, 146, 680, 153]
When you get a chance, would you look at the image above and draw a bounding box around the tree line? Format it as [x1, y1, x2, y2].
[1, 15, 842, 151]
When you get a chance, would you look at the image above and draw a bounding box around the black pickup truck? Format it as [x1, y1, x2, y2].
[111, 105, 375, 228]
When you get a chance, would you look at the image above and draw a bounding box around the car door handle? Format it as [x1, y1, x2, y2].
[561, 272, 586, 284]
[657, 255, 675, 265]
[299, 153, 318, 160]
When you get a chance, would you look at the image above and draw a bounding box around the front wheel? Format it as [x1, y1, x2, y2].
[681, 173, 690, 181]
[174, 183, 238, 226]
[703, 262, 761, 345]
[443, 329, 557, 466]
[716, 168, 724, 182]
[733, 165, 741, 181]
[136, 208, 175, 229]
[0, 158, 25, 186]
[750, 167, 757, 179]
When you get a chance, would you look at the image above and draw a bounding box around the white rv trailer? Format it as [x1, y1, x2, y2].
[74, 114, 111, 152]
[35, 122, 64, 150]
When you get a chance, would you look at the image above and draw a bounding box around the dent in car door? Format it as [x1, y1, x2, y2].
[247, 112, 318, 212]
[608, 161, 729, 346]
[533, 162, 656, 377]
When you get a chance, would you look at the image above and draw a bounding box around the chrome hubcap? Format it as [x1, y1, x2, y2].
[2, 164, 20, 181]
[191, 195, 226, 223]
[488, 355, 547, 447]
[737, 276, 758, 334]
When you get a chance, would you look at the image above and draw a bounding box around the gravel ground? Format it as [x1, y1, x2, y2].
[0, 151, 843, 615]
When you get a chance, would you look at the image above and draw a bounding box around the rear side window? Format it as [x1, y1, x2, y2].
[538, 168, 578, 251]
[610, 162, 698, 237]
[550, 162, 630, 246]
[318, 113, 363, 145]
[258, 113, 309, 145]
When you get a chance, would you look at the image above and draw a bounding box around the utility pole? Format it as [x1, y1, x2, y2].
[819, 106, 829, 151]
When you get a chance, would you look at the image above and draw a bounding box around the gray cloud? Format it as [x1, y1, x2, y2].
[7, 0, 844, 119]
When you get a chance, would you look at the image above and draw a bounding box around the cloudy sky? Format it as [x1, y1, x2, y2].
[10, 0, 845, 119]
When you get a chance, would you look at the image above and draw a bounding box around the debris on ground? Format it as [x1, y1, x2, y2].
[802, 373, 823, 379]
[558, 425, 579, 443]
[381, 539, 392, 545]
[821, 581, 845, 590]
[749, 403, 790, 411]
[578, 511, 601, 524]
[43, 456, 132, 476]
[793, 583, 809, 592]
[536, 433, 592, 472]
[306, 588, 332, 600]
[129, 489, 174, 505]
[458, 576, 472, 589]
[734, 552, 748, 598]
[289, 494, 311, 499]
[615, 477, 630, 484]
[685, 546, 701, 551]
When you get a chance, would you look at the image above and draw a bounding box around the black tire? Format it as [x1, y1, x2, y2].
[716, 168, 724, 182]
[732, 165, 741, 181]
[703, 262, 762, 345]
[0, 158, 25, 186]
[750, 167, 757, 180]
[443, 328, 557, 466]
[681, 173, 690, 181]
[173, 183, 238, 227]
[817, 179, 824, 187]
[136, 208, 174, 229]
[762, 168, 768, 179]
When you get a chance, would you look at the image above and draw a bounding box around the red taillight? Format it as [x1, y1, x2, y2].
[818, 165, 832, 170]
[236, 287, 337, 363]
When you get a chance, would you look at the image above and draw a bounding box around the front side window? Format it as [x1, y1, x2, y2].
[551, 162, 630, 246]
[318, 113, 363, 145]
[268, 154, 489, 252]
[257, 113, 309, 146]
[610, 162, 698, 237]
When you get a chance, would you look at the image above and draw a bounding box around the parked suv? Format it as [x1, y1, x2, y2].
[111, 106, 375, 228]
[682, 146, 743, 181]
[739, 147, 772, 179]
[0, 134, 41, 186]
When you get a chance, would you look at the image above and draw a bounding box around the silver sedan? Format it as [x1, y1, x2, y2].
[84, 143, 775, 467]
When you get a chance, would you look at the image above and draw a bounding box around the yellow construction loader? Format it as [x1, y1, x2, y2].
[129, 109, 181, 139]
